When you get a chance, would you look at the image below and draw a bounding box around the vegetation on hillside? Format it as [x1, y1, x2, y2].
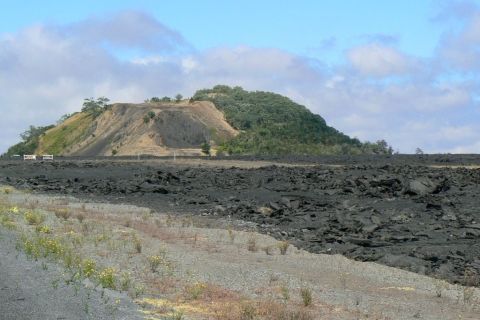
[193, 85, 393, 155]
[3, 97, 110, 157]
[36, 113, 95, 155]
[4, 89, 394, 157]
[81, 97, 110, 118]
[4, 125, 54, 156]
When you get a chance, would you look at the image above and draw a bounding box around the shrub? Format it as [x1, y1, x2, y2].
[201, 141, 211, 156]
[147, 250, 173, 274]
[300, 287, 313, 307]
[35, 225, 52, 234]
[185, 282, 207, 300]
[240, 303, 256, 320]
[278, 240, 289, 255]
[169, 311, 184, 320]
[98, 267, 116, 289]
[54, 208, 70, 220]
[120, 272, 132, 291]
[24, 211, 45, 225]
[148, 255, 163, 273]
[76, 213, 85, 223]
[133, 237, 142, 253]
[280, 285, 290, 301]
[247, 236, 257, 252]
[82, 259, 97, 278]
[0, 215, 16, 230]
[227, 228, 235, 243]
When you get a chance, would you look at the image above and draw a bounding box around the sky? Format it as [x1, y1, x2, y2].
[1, 0, 480, 153]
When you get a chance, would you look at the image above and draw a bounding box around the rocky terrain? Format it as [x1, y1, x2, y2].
[1, 156, 480, 286]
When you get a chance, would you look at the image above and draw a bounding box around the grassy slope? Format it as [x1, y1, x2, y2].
[37, 112, 93, 155]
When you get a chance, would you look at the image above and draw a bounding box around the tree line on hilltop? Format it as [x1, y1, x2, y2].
[3, 86, 394, 156]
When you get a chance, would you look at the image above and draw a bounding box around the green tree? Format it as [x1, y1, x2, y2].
[191, 85, 395, 156]
[175, 94, 183, 102]
[81, 97, 110, 117]
[56, 113, 73, 125]
[201, 141, 211, 156]
[161, 96, 171, 102]
[150, 97, 161, 103]
[5, 125, 54, 156]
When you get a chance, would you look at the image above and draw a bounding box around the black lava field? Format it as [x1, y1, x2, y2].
[1, 156, 480, 286]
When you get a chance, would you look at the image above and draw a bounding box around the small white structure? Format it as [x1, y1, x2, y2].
[42, 155, 54, 160]
[23, 155, 37, 161]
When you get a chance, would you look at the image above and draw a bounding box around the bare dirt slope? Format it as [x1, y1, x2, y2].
[39, 101, 238, 157]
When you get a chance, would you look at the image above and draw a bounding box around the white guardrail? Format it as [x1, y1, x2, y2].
[23, 155, 54, 161]
[23, 155, 36, 160]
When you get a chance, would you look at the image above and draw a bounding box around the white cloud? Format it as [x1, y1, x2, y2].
[437, 8, 480, 71]
[131, 55, 167, 65]
[448, 141, 480, 153]
[347, 43, 412, 77]
[0, 10, 479, 154]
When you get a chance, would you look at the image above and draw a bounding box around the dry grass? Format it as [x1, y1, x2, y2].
[24, 211, 45, 225]
[0, 191, 392, 320]
[54, 208, 71, 220]
[300, 287, 313, 307]
[211, 299, 315, 320]
[75, 213, 85, 223]
[133, 236, 142, 253]
[278, 240, 289, 255]
[247, 235, 258, 252]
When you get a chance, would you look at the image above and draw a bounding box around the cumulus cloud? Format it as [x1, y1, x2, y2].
[0, 9, 479, 154]
[347, 43, 413, 77]
[435, 1, 480, 71]
[69, 11, 190, 53]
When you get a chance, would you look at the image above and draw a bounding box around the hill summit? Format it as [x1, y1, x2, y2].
[5, 86, 393, 157]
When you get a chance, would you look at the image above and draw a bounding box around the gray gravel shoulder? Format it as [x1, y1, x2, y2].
[0, 228, 143, 320]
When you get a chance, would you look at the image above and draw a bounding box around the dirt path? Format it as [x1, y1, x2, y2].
[1, 190, 479, 319]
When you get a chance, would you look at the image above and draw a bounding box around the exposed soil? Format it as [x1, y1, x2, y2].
[1, 156, 480, 287]
[39, 101, 237, 157]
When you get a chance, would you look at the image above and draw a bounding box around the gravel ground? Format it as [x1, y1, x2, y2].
[0, 227, 142, 320]
[1, 190, 480, 319]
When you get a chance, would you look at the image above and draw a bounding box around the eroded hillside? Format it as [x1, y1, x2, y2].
[37, 101, 238, 156]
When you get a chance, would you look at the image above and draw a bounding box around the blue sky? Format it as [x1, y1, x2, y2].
[1, 0, 480, 153]
[0, 1, 441, 60]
